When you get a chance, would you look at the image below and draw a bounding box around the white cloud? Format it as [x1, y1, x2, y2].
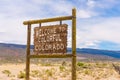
[77, 10, 91, 18]
[77, 9, 97, 18]
[87, 0, 95, 8]
[86, 0, 118, 9]
[0, 17, 27, 44]
[77, 17, 120, 48]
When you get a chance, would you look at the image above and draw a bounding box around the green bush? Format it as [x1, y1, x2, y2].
[45, 69, 53, 77]
[31, 70, 41, 77]
[77, 62, 88, 69]
[77, 62, 84, 67]
[17, 71, 26, 79]
[2, 70, 11, 77]
[59, 66, 66, 72]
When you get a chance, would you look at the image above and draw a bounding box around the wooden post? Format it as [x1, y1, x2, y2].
[60, 20, 62, 25]
[23, 8, 77, 80]
[72, 8, 76, 80]
[23, 16, 73, 25]
[26, 24, 31, 80]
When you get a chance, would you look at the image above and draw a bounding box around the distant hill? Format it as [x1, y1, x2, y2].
[68, 48, 120, 59]
[0, 43, 120, 62]
[78, 48, 120, 58]
[0, 43, 26, 63]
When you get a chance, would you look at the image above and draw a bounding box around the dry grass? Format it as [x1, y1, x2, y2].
[0, 62, 120, 80]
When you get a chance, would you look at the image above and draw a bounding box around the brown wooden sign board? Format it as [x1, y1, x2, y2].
[34, 24, 68, 54]
[23, 8, 76, 80]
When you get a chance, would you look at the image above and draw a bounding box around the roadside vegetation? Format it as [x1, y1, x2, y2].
[0, 61, 120, 80]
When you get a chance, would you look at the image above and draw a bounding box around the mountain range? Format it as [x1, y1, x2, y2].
[0, 43, 120, 62]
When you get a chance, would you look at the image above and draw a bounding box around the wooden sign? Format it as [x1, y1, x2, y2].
[34, 24, 68, 54]
[24, 8, 76, 80]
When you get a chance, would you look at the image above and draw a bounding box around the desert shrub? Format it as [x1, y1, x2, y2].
[62, 61, 67, 66]
[95, 63, 108, 68]
[77, 62, 84, 66]
[2, 70, 11, 77]
[84, 69, 89, 75]
[84, 69, 92, 75]
[17, 71, 26, 79]
[77, 62, 86, 67]
[77, 62, 89, 69]
[31, 70, 42, 77]
[45, 69, 53, 77]
[113, 64, 120, 74]
[59, 66, 66, 72]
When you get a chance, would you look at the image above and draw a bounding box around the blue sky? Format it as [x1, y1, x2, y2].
[0, 0, 120, 50]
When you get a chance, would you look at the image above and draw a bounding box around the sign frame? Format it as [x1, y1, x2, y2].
[23, 8, 76, 80]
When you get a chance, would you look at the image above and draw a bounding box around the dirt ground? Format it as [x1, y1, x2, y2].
[0, 62, 120, 80]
